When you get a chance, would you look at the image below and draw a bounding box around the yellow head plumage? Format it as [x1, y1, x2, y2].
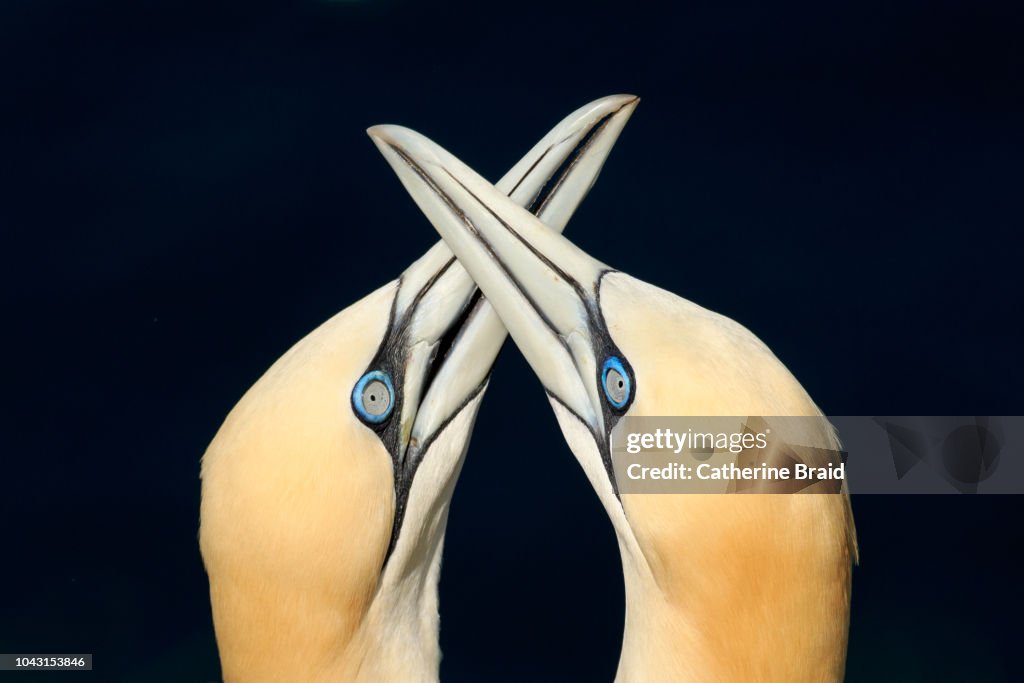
[200, 285, 397, 681]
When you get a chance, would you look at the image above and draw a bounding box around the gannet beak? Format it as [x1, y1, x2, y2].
[368, 113, 637, 439]
[366, 97, 638, 556]
[394, 95, 638, 453]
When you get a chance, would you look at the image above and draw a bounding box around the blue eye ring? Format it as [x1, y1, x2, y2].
[352, 370, 395, 424]
[601, 356, 631, 409]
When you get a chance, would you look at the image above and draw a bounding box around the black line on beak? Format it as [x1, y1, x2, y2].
[442, 169, 593, 312]
[527, 109, 617, 216]
[417, 286, 483, 411]
[387, 144, 575, 357]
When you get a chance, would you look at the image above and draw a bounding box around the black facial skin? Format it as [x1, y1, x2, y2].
[352, 259, 488, 565]
[544, 270, 635, 499]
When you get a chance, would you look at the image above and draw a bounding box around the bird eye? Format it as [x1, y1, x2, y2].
[601, 356, 631, 409]
[352, 370, 395, 424]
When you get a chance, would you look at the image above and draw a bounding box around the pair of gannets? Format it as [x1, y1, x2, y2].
[199, 95, 857, 682]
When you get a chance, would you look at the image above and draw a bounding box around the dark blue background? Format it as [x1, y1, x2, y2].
[2, 1, 1021, 680]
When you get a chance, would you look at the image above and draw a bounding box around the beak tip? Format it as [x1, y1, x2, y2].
[366, 124, 399, 145]
[367, 124, 439, 163]
[618, 94, 641, 113]
[573, 94, 639, 132]
[605, 93, 640, 108]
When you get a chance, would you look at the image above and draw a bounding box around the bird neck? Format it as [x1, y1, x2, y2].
[342, 535, 445, 682]
[342, 463, 463, 682]
[612, 495, 852, 682]
[615, 557, 727, 683]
